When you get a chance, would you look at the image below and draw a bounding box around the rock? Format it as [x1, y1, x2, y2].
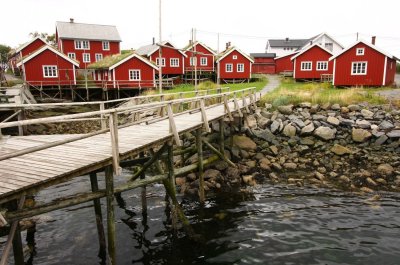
[377, 164, 394, 176]
[360, 187, 374, 193]
[366, 177, 377, 186]
[352, 128, 372, 143]
[361, 109, 374, 119]
[300, 122, 315, 135]
[277, 105, 293, 115]
[258, 117, 270, 129]
[291, 118, 305, 128]
[341, 119, 355, 126]
[314, 126, 336, 140]
[283, 163, 297, 170]
[245, 115, 258, 129]
[226, 167, 240, 180]
[331, 144, 352, 155]
[356, 119, 371, 129]
[387, 130, 400, 138]
[341, 107, 350, 113]
[187, 173, 197, 181]
[233, 135, 257, 151]
[374, 135, 388, 145]
[269, 145, 279, 156]
[315, 172, 325, 181]
[245, 160, 256, 168]
[283, 123, 297, 137]
[271, 120, 282, 134]
[339, 175, 351, 183]
[272, 162, 282, 171]
[214, 161, 229, 171]
[204, 169, 221, 180]
[300, 138, 315, 146]
[376, 178, 387, 185]
[372, 130, 385, 138]
[259, 158, 271, 170]
[253, 129, 278, 144]
[348, 104, 361, 112]
[242, 175, 256, 186]
[379, 120, 394, 130]
[299, 102, 312, 108]
[264, 104, 273, 110]
[175, 177, 186, 186]
[312, 114, 326, 121]
[327, 116, 340, 126]
[269, 172, 279, 180]
[331, 103, 341, 110]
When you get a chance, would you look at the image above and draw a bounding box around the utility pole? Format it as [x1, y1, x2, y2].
[356, 32, 359, 41]
[193, 28, 198, 90]
[217, 32, 220, 86]
[158, 0, 163, 93]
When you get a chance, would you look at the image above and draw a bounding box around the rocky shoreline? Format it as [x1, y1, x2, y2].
[177, 102, 400, 196]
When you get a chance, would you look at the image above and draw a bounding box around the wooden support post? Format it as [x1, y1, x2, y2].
[160, 95, 165, 117]
[130, 143, 167, 181]
[196, 129, 205, 204]
[109, 111, 121, 175]
[105, 166, 116, 265]
[100, 103, 106, 130]
[223, 95, 234, 121]
[219, 119, 225, 154]
[252, 89, 257, 110]
[200, 99, 210, 132]
[203, 138, 236, 168]
[167, 103, 182, 146]
[90, 172, 107, 259]
[139, 152, 147, 215]
[17, 110, 25, 136]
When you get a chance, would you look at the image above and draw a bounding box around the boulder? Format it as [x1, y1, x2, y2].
[283, 123, 297, 137]
[291, 118, 305, 128]
[327, 116, 340, 126]
[330, 144, 352, 155]
[271, 119, 282, 134]
[348, 104, 361, 112]
[253, 129, 278, 144]
[361, 109, 374, 119]
[379, 120, 394, 130]
[277, 105, 293, 115]
[257, 117, 270, 129]
[387, 130, 400, 138]
[283, 163, 297, 170]
[269, 145, 279, 156]
[233, 135, 257, 151]
[300, 122, 315, 135]
[352, 128, 372, 143]
[299, 102, 312, 108]
[204, 169, 221, 180]
[259, 158, 271, 170]
[356, 119, 371, 129]
[331, 103, 341, 110]
[314, 126, 336, 140]
[377, 164, 394, 176]
[242, 175, 256, 186]
[245, 115, 258, 129]
[374, 135, 388, 145]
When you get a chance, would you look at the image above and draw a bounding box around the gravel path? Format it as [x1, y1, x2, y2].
[260, 74, 281, 95]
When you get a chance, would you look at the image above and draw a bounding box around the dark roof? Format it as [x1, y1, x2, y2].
[268, 39, 310, 48]
[250, 53, 276, 58]
[56, 21, 121, 41]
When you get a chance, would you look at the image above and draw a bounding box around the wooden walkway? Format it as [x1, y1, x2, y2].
[0, 89, 259, 204]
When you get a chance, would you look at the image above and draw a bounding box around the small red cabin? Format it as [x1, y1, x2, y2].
[330, 40, 398, 87]
[275, 52, 297, 75]
[250, 53, 276, 74]
[183, 41, 216, 73]
[9, 37, 47, 74]
[291, 44, 333, 80]
[17, 45, 79, 87]
[88, 52, 158, 89]
[216, 46, 254, 82]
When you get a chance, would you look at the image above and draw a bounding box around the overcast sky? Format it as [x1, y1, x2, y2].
[1, 0, 399, 56]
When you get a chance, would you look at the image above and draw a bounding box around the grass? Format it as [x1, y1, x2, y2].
[260, 77, 388, 107]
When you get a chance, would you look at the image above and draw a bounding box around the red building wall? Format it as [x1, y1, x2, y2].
[218, 50, 252, 79]
[184, 44, 214, 72]
[275, 54, 294, 74]
[112, 57, 155, 88]
[23, 49, 76, 86]
[293, 46, 333, 79]
[333, 43, 386, 86]
[60, 39, 120, 67]
[20, 39, 47, 57]
[252, 57, 276, 74]
[149, 46, 184, 75]
[385, 57, 396, 86]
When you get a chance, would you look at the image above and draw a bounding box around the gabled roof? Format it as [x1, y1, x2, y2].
[15, 37, 47, 53]
[88, 52, 158, 70]
[291, 43, 333, 61]
[329, 40, 395, 61]
[216, 46, 255, 63]
[310, 32, 345, 49]
[136, 41, 187, 57]
[56, 21, 121, 41]
[274, 51, 299, 60]
[16, 45, 80, 67]
[250, 53, 276, 58]
[268, 38, 310, 48]
[183, 41, 216, 55]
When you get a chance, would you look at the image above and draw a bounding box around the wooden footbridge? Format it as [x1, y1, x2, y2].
[0, 87, 261, 264]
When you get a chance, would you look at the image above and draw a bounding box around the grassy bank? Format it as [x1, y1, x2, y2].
[260, 78, 388, 107]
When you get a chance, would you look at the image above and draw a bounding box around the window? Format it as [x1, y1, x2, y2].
[83, 53, 91, 63]
[75, 40, 90, 50]
[316, 61, 328, 71]
[170, 58, 179, 67]
[102, 41, 110, 51]
[325, 43, 333, 51]
[190, 57, 197, 66]
[351, 62, 367, 75]
[200, 57, 207, 66]
[95, 53, 103, 62]
[129, 70, 141, 80]
[43, 66, 58, 78]
[156, 58, 165, 67]
[232, 55, 237, 60]
[237, 63, 244, 72]
[301, 61, 312, 71]
[67, 53, 76, 60]
[226, 63, 233, 72]
[356, 48, 365, 56]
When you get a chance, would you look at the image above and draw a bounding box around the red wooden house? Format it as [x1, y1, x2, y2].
[250, 53, 276, 74]
[291, 43, 333, 80]
[136, 41, 187, 78]
[216, 46, 254, 82]
[330, 40, 398, 87]
[16, 45, 79, 87]
[88, 52, 158, 89]
[56, 19, 121, 68]
[8, 37, 48, 74]
[275, 52, 297, 75]
[183, 41, 216, 75]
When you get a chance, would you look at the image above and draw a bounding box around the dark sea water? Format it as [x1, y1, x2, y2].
[2, 169, 400, 265]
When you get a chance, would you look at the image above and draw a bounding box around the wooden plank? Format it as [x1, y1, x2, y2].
[0, 166, 54, 179]
[0, 173, 39, 185]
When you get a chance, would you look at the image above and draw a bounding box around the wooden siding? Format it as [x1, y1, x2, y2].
[184, 43, 214, 72]
[218, 50, 252, 79]
[20, 38, 47, 57]
[293, 46, 333, 79]
[252, 57, 276, 74]
[275, 54, 294, 74]
[149, 46, 184, 75]
[385, 57, 396, 86]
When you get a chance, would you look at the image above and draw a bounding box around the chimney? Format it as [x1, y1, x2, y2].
[372, 36, 376, 45]
[152, 37, 155, 45]
[226, 42, 230, 50]
[70, 18, 74, 23]
[285, 37, 289, 42]
[310, 40, 313, 45]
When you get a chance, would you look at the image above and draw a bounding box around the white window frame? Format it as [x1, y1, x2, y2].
[102, 41, 110, 51]
[300, 61, 312, 71]
[156, 58, 165, 67]
[237, 63, 244, 72]
[356, 48, 365, 56]
[75, 40, 90, 50]
[67, 53, 76, 60]
[200, 57, 207, 66]
[170, 58, 179, 67]
[226, 63, 233, 72]
[190, 57, 197, 66]
[129, 69, 141, 81]
[232, 55, 237, 60]
[316, 61, 328, 71]
[95, 53, 103, 62]
[83, 53, 91, 63]
[351, 62, 367, 75]
[42, 65, 58, 78]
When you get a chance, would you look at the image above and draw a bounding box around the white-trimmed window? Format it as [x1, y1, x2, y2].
[200, 57, 207, 66]
[237, 63, 244, 72]
[83, 53, 91, 63]
[43, 65, 58, 78]
[156, 58, 165, 67]
[102, 41, 110, 51]
[190, 57, 197, 66]
[67, 53, 76, 60]
[75, 40, 90, 50]
[325, 43, 333, 51]
[129, 70, 141, 80]
[226, 63, 233, 72]
[95, 53, 103, 62]
[351, 62, 367, 75]
[356, 48, 365, 56]
[170, 58, 179, 67]
[316, 61, 328, 71]
[301, 61, 312, 71]
[232, 55, 237, 60]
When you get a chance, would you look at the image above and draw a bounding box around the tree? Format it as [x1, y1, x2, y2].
[29, 32, 56, 46]
[0, 44, 11, 64]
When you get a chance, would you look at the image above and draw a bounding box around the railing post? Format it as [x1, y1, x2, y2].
[223, 94, 234, 121]
[179, 92, 184, 112]
[167, 103, 182, 146]
[100, 103, 106, 130]
[233, 92, 243, 117]
[200, 98, 210, 132]
[108, 111, 121, 175]
[160, 95, 165, 117]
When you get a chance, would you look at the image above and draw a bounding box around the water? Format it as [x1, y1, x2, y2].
[2, 171, 400, 265]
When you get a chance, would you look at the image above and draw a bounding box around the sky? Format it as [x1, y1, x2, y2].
[1, 0, 399, 56]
